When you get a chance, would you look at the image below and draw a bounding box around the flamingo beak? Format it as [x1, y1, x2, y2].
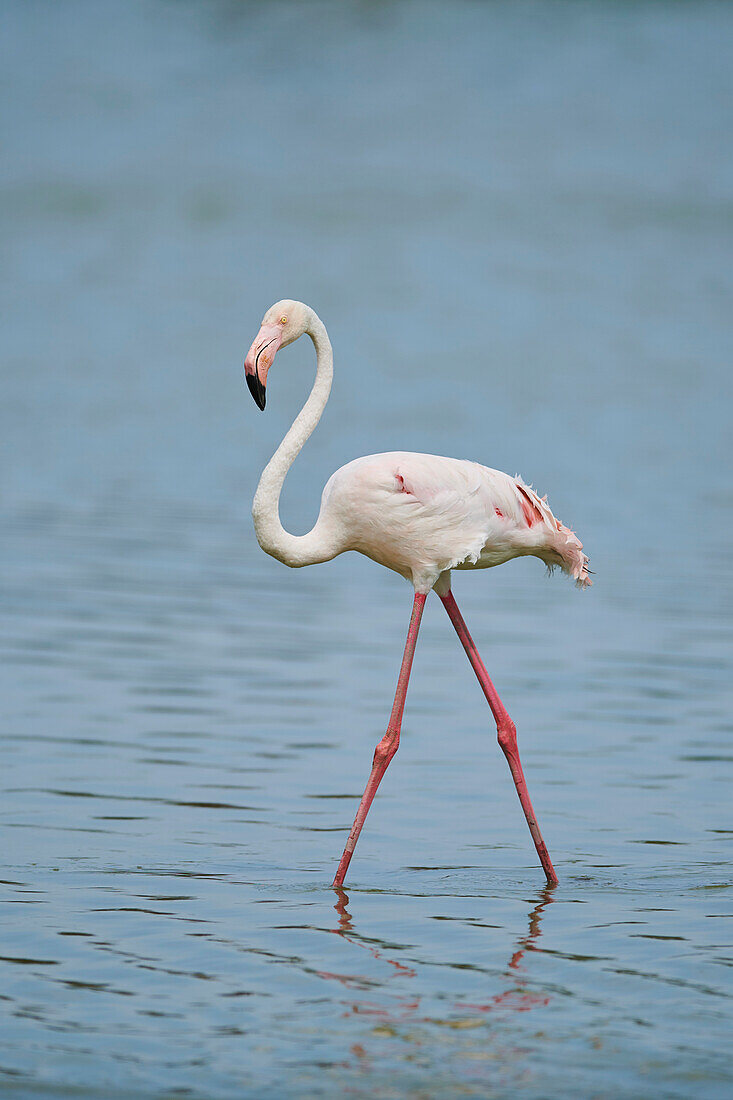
[244, 323, 283, 410]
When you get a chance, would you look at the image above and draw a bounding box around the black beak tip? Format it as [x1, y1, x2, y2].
[246, 370, 266, 411]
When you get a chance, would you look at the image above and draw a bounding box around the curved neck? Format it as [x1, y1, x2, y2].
[252, 311, 339, 567]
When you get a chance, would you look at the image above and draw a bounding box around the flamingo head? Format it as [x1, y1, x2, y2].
[244, 299, 310, 410]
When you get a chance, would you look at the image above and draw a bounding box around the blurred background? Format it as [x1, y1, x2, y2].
[1, 2, 732, 1098]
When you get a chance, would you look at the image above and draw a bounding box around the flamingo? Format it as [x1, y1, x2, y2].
[244, 300, 590, 888]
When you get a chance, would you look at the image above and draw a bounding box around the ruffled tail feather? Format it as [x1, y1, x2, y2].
[514, 478, 591, 588]
[549, 521, 592, 587]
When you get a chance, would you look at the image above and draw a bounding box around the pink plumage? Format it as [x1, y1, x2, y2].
[319, 451, 590, 593]
[244, 300, 591, 889]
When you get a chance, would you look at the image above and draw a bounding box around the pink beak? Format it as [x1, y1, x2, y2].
[244, 323, 283, 410]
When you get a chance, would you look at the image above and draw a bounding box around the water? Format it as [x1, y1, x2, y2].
[2, 1, 732, 1096]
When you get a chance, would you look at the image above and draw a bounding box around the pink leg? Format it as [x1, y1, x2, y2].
[333, 591, 427, 888]
[440, 590, 558, 886]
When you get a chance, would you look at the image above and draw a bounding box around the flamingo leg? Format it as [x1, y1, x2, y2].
[440, 590, 558, 886]
[333, 591, 427, 888]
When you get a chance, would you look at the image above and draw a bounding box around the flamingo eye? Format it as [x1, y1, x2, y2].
[280, 315, 288, 325]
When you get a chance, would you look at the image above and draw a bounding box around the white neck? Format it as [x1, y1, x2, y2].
[251, 310, 341, 568]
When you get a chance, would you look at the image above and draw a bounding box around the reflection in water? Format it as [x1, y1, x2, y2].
[327, 885, 553, 1036]
[464, 886, 554, 1014]
[330, 887, 417, 981]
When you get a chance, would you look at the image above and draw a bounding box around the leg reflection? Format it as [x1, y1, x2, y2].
[323, 885, 556, 1024]
[330, 888, 417, 983]
[319, 886, 558, 1083]
[463, 884, 556, 1013]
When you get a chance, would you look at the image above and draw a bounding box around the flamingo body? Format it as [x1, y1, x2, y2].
[319, 451, 590, 594]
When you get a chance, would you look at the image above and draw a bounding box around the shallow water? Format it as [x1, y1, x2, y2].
[2, 1, 732, 1097]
